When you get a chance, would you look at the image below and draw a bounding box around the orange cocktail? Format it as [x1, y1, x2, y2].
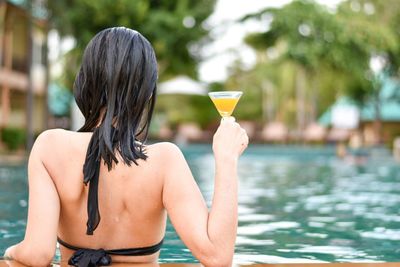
[208, 91, 242, 118]
[211, 98, 239, 117]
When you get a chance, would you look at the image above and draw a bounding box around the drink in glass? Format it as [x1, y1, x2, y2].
[208, 91, 243, 118]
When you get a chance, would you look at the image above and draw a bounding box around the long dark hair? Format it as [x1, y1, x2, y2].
[73, 27, 158, 234]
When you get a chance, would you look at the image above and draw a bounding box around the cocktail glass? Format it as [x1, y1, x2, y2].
[208, 91, 243, 118]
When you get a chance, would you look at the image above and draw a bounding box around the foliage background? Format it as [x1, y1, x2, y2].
[46, 0, 400, 130]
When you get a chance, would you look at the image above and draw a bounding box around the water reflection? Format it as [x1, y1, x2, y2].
[1, 145, 400, 263]
[231, 145, 400, 263]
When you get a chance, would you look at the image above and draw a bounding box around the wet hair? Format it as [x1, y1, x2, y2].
[75, 26, 157, 169]
[74, 27, 158, 234]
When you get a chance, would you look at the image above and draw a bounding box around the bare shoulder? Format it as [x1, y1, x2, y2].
[145, 142, 190, 184]
[32, 129, 87, 160]
[35, 128, 68, 142]
[32, 128, 68, 151]
[145, 142, 186, 168]
[147, 142, 183, 158]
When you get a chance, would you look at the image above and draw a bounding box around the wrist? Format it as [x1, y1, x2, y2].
[214, 154, 238, 167]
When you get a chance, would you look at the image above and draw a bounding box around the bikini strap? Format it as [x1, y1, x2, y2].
[83, 128, 102, 235]
[106, 239, 164, 256]
[57, 237, 163, 267]
[57, 237, 82, 251]
[57, 237, 164, 255]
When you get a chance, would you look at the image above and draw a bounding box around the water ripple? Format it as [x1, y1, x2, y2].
[1, 145, 400, 262]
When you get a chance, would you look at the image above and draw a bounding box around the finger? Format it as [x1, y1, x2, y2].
[242, 134, 249, 145]
[222, 116, 235, 123]
[239, 143, 247, 155]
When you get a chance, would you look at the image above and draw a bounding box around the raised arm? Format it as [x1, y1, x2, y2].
[4, 131, 60, 266]
[162, 118, 248, 267]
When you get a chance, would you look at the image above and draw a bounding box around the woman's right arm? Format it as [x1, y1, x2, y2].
[162, 118, 248, 267]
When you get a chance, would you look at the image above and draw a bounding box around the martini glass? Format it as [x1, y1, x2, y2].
[208, 91, 243, 118]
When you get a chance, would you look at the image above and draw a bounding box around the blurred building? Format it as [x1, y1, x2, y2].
[360, 76, 400, 145]
[0, 0, 47, 132]
[319, 76, 400, 145]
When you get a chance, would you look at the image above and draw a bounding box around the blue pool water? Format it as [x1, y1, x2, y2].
[1, 145, 400, 263]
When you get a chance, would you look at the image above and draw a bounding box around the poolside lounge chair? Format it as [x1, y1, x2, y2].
[327, 127, 350, 142]
[157, 125, 173, 140]
[303, 123, 327, 142]
[261, 121, 289, 143]
[176, 123, 205, 144]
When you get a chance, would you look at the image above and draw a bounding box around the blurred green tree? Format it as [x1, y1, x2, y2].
[236, 0, 398, 136]
[336, 0, 400, 142]
[48, 0, 216, 84]
[337, 0, 400, 74]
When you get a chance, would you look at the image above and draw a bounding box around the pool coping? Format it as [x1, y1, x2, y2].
[1, 260, 400, 267]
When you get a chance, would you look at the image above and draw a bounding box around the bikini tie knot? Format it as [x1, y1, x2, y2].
[68, 248, 112, 267]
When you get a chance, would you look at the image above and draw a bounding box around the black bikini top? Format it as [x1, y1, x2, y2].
[58, 237, 163, 267]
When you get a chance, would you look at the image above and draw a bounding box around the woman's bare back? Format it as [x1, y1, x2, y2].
[44, 129, 167, 263]
[5, 118, 248, 266]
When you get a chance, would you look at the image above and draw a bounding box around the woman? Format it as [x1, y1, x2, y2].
[4, 27, 248, 267]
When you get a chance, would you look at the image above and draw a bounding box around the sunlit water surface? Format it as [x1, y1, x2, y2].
[1, 145, 399, 263]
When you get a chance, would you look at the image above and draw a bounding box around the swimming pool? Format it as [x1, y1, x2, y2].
[1, 145, 399, 263]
